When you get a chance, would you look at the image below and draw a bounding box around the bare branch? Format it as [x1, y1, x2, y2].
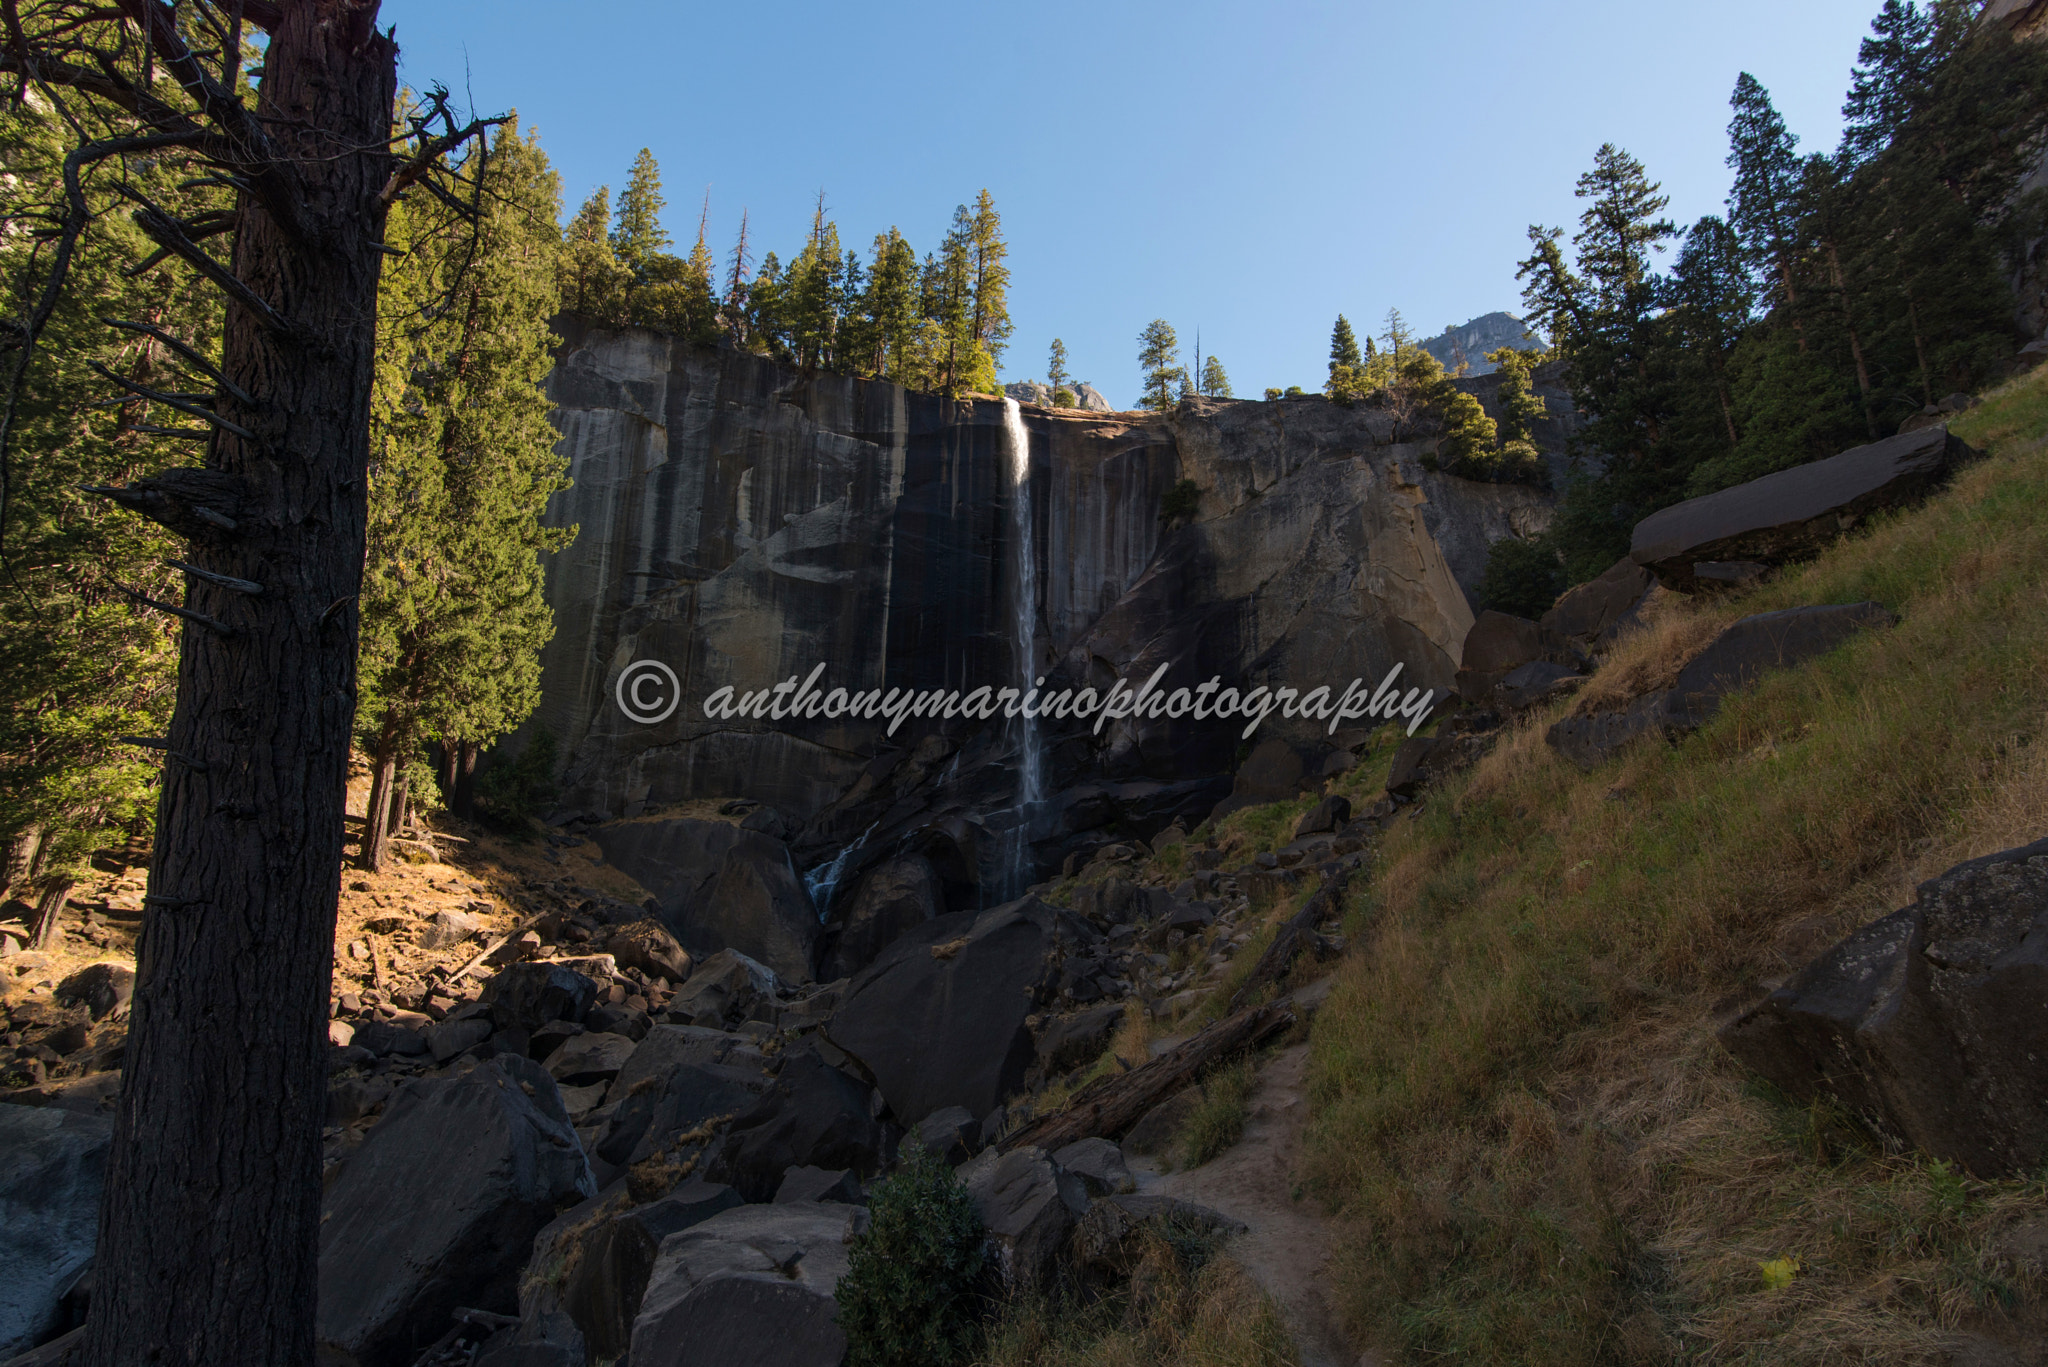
[80, 467, 246, 537]
[87, 359, 256, 439]
[100, 316, 255, 405]
[167, 558, 262, 594]
[379, 109, 509, 210]
[116, 580, 235, 635]
[124, 193, 299, 338]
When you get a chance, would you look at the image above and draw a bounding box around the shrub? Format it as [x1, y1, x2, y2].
[836, 1141, 986, 1367]
[1477, 537, 1565, 619]
[1159, 479, 1201, 523]
[476, 726, 560, 826]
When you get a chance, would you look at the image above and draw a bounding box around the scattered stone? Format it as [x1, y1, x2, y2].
[1719, 837, 2048, 1177]
[53, 963, 133, 1022]
[911, 1106, 980, 1165]
[416, 909, 481, 952]
[481, 962, 599, 1034]
[603, 920, 691, 985]
[327, 1020, 356, 1049]
[1385, 736, 1439, 798]
[425, 1017, 493, 1064]
[1053, 1137, 1136, 1196]
[0, 1105, 112, 1359]
[545, 1032, 636, 1088]
[316, 1054, 596, 1365]
[590, 819, 819, 983]
[1292, 795, 1351, 839]
[773, 1165, 862, 1205]
[352, 1018, 428, 1057]
[627, 1202, 868, 1367]
[527, 1020, 586, 1062]
[669, 950, 778, 1029]
[1631, 426, 1975, 591]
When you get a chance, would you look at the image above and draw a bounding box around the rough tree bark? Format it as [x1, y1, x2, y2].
[79, 5, 393, 1363]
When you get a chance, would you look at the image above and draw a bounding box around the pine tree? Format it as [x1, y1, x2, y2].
[1201, 354, 1233, 399]
[559, 186, 631, 323]
[610, 147, 672, 282]
[1329, 314, 1363, 375]
[725, 208, 754, 345]
[358, 121, 575, 868]
[965, 189, 1012, 390]
[1841, 0, 1941, 164]
[1047, 337, 1072, 406]
[1664, 215, 1754, 454]
[858, 228, 920, 382]
[932, 208, 976, 394]
[1137, 319, 1180, 411]
[1726, 74, 1807, 321]
[785, 193, 845, 375]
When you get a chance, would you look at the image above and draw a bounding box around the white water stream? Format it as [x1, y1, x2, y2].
[1002, 397, 1045, 896]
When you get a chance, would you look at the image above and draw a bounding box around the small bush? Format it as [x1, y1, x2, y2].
[476, 726, 561, 829]
[1159, 479, 1200, 523]
[1477, 537, 1566, 619]
[837, 1141, 986, 1367]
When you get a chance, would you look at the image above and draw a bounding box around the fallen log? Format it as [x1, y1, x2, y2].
[1225, 866, 1349, 1015]
[999, 1001, 1296, 1153]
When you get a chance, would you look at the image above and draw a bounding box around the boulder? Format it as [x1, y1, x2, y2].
[1292, 794, 1351, 839]
[1035, 1003, 1125, 1076]
[1053, 1137, 1136, 1196]
[352, 1018, 428, 1058]
[545, 1032, 637, 1088]
[1495, 660, 1584, 712]
[826, 899, 1081, 1125]
[627, 1201, 869, 1367]
[702, 1053, 897, 1202]
[416, 909, 480, 952]
[1209, 736, 1329, 820]
[773, 1165, 862, 1205]
[315, 1054, 596, 1365]
[1120, 1086, 1200, 1156]
[1660, 602, 1896, 729]
[426, 1017, 493, 1064]
[470, 1310, 585, 1367]
[668, 950, 778, 1029]
[1456, 610, 1584, 703]
[53, 962, 133, 1022]
[544, 1177, 744, 1361]
[1385, 736, 1439, 798]
[589, 819, 818, 982]
[0, 1106, 112, 1359]
[603, 920, 692, 985]
[1630, 426, 1974, 590]
[1546, 602, 1895, 770]
[959, 1145, 1088, 1289]
[608, 1024, 751, 1097]
[594, 1063, 770, 1169]
[820, 853, 943, 981]
[1540, 555, 1655, 648]
[481, 962, 599, 1034]
[1719, 838, 2048, 1177]
[911, 1106, 980, 1166]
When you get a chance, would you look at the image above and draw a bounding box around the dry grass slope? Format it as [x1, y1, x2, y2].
[1302, 367, 2048, 1365]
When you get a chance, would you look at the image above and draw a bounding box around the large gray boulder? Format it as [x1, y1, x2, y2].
[540, 1177, 744, 1362]
[1719, 838, 2048, 1177]
[594, 1062, 770, 1169]
[0, 1107, 112, 1358]
[315, 1054, 597, 1366]
[627, 1201, 869, 1367]
[591, 819, 817, 982]
[1631, 427, 1973, 591]
[959, 1146, 1088, 1289]
[1456, 610, 1586, 703]
[1540, 555, 1654, 648]
[668, 949, 778, 1029]
[820, 853, 942, 980]
[825, 898, 1080, 1125]
[1546, 602, 1894, 770]
[702, 1053, 896, 1203]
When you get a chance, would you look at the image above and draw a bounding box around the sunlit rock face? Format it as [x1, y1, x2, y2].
[526, 320, 1565, 894]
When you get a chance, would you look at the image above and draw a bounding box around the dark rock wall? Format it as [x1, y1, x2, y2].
[527, 321, 1561, 887]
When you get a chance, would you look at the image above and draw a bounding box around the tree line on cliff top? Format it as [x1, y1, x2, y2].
[1521, 0, 2048, 585]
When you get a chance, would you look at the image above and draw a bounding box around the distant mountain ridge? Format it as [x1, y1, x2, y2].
[1419, 312, 1543, 376]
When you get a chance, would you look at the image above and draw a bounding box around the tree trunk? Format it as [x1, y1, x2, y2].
[389, 773, 410, 837]
[3, 827, 44, 901]
[81, 5, 397, 1364]
[999, 1002, 1296, 1154]
[451, 739, 478, 820]
[360, 741, 397, 873]
[29, 877, 76, 951]
[1824, 240, 1880, 439]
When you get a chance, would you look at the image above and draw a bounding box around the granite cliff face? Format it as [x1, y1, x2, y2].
[526, 320, 1564, 900]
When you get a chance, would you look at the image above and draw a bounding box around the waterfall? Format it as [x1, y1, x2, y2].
[1002, 397, 1045, 896]
[802, 819, 878, 922]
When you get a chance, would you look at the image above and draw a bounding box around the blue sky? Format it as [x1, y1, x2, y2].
[383, 0, 1886, 408]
